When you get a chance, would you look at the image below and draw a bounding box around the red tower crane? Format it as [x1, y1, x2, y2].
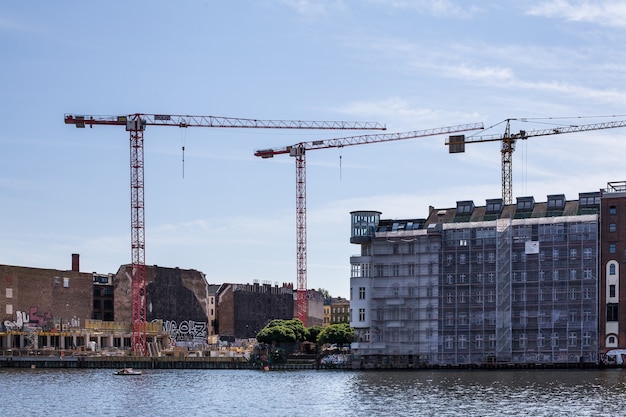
[255, 122, 484, 325]
[64, 113, 385, 354]
[446, 118, 626, 204]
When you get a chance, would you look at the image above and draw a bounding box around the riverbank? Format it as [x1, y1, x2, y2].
[0, 354, 615, 371]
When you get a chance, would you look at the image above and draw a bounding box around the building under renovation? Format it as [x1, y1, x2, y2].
[350, 190, 603, 366]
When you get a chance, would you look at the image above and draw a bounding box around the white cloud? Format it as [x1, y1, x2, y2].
[528, 0, 626, 28]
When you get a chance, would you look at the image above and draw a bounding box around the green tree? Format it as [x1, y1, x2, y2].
[317, 288, 331, 301]
[317, 323, 354, 346]
[306, 325, 324, 343]
[256, 318, 309, 344]
[256, 325, 296, 345]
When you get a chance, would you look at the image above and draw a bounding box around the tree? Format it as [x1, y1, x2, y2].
[317, 323, 354, 346]
[256, 325, 296, 345]
[306, 325, 324, 343]
[317, 288, 331, 301]
[256, 318, 308, 345]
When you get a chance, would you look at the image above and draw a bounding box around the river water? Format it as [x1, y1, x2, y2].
[2, 368, 626, 416]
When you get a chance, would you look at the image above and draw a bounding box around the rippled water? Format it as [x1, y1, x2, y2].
[2, 368, 626, 416]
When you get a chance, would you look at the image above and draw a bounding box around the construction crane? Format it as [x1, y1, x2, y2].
[446, 118, 626, 204]
[255, 122, 484, 325]
[64, 113, 386, 354]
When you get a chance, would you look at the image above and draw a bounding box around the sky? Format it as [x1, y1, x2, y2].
[2, 1, 626, 299]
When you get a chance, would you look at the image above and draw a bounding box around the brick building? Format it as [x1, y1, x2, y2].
[114, 265, 212, 347]
[0, 254, 94, 349]
[216, 282, 294, 340]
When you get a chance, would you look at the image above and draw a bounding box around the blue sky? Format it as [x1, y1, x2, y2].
[2, 1, 626, 299]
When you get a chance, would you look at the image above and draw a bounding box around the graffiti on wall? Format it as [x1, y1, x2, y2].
[160, 319, 208, 348]
[2, 307, 79, 331]
[3, 307, 52, 330]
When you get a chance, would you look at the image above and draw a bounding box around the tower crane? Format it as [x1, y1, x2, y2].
[65, 113, 385, 354]
[255, 122, 484, 325]
[446, 118, 626, 204]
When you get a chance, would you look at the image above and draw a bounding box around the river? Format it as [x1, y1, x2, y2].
[2, 368, 625, 416]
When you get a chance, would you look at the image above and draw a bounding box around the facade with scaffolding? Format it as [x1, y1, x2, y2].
[350, 192, 600, 366]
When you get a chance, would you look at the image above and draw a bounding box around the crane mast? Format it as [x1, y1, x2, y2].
[65, 113, 385, 354]
[255, 122, 484, 325]
[446, 118, 626, 204]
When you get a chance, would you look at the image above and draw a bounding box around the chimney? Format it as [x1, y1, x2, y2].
[71, 254, 80, 272]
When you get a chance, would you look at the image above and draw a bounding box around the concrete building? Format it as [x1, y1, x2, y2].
[350, 190, 602, 367]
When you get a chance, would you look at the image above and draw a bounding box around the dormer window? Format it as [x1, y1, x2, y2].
[578, 192, 600, 207]
[485, 198, 503, 214]
[547, 194, 565, 210]
[516, 197, 535, 212]
[456, 200, 475, 215]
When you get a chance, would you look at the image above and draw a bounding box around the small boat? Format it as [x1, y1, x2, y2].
[113, 368, 142, 376]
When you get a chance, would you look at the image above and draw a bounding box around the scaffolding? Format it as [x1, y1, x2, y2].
[351, 212, 599, 366]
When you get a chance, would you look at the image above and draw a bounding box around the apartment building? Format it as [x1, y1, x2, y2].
[350, 190, 603, 366]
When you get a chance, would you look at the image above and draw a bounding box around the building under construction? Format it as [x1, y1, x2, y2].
[349, 186, 617, 367]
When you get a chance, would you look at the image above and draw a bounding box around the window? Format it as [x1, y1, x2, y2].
[537, 332, 545, 348]
[393, 265, 400, 277]
[359, 287, 366, 299]
[610, 206, 617, 215]
[445, 336, 454, 349]
[610, 264, 616, 275]
[459, 334, 467, 349]
[475, 335, 483, 349]
[568, 332, 577, 347]
[458, 313, 468, 325]
[610, 243, 616, 254]
[5, 288, 12, 298]
[607, 304, 619, 321]
[610, 284, 616, 298]
[610, 223, 617, 232]
[519, 333, 527, 348]
[359, 308, 365, 321]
